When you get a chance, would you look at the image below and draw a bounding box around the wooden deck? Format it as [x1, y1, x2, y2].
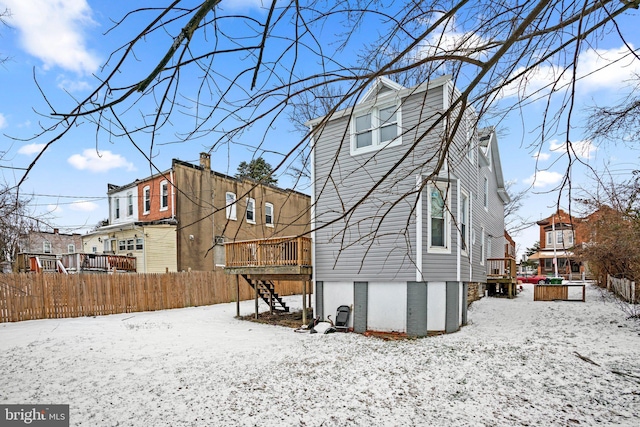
[16, 252, 136, 273]
[224, 236, 312, 279]
[224, 236, 313, 322]
[486, 257, 518, 298]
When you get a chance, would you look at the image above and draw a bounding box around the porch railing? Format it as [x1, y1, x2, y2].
[61, 253, 137, 272]
[225, 236, 312, 268]
[487, 257, 517, 280]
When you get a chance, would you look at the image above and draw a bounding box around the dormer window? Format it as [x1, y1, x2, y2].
[351, 103, 401, 155]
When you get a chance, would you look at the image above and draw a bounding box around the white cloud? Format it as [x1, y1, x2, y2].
[1, 0, 100, 74]
[68, 149, 136, 173]
[69, 200, 99, 212]
[524, 170, 564, 188]
[533, 152, 551, 161]
[416, 16, 493, 63]
[57, 76, 92, 92]
[549, 139, 597, 160]
[501, 44, 640, 100]
[18, 143, 46, 156]
[0, 113, 6, 129]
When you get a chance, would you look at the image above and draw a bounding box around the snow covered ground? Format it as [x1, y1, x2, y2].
[1, 282, 639, 426]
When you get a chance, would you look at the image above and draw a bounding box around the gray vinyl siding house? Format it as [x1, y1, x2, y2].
[308, 76, 509, 336]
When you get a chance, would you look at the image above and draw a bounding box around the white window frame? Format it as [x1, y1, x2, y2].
[118, 240, 126, 251]
[143, 186, 151, 214]
[160, 180, 169, 211]
[265, 202, 274, 227]
[127, 192, 133, 216]
[126, 239, 134, 251]
[566, 230, 574, 246]
[67, 244, 75, 254]
[136, 238, 144, 250]
[546, 231, 553, 246]
[483, 177, 489, 210]
[427, 182, 451, 254]
[460, 189, 469, 254]
[246, 198, 256, 224]
[556, 230, 563, 245]
[92, 246, 97, 254]
[350, 102, 402, 156]
[43, 241, 52, 254]
[114, 198, 120, 219]
[225, 192, 237, 221]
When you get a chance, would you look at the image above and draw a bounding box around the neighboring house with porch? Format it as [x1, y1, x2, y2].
[83, 169, 178, 273]
[307, 76, 511, 337]
[15, 229, 82, 272]
[531, 209, 590, 279]
[85, 154, 311, 276]
[175, 155, 311, 272]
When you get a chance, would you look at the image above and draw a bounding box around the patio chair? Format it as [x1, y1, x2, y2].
[334, 305, 351, 332]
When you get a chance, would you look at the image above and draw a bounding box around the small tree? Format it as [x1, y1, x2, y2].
[236, 158, 278, 186]
[521, 241, 540, 271]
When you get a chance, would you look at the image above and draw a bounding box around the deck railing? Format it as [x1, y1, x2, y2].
[61, 253, 137, 272]
[225, 236, 312, 268]
[487, 257, 517, 280]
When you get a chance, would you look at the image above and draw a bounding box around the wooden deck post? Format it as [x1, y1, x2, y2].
[302, 280, 307, 325]
[235, 274, 240, 318]
[254, 279, 259, 320]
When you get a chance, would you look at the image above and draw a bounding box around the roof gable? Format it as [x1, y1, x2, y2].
[360, 77, 405, 104]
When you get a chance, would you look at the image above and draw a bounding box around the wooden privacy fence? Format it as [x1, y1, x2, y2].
[0, 271, 305, 323]
[607, 275, 637, 304]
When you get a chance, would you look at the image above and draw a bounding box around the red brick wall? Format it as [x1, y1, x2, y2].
[138, 173, 174, 222]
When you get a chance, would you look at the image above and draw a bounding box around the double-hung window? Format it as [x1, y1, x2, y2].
[428, 183, 450, 253]
[160, 181, 169, 211]
[246, 198, 256, 224]
[114, 198, 120, 219]
[265, 203, 274, 227]
[352, 103, 401, 155]
[43, 241, 52, 254]
[225, 192, 237, 220]
[460, 191, 469, 253]
[143, 186, 151, 214]
[127, 192, 133, 216]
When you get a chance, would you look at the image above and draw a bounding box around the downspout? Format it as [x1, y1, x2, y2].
[416, 174, 423, 282]
[456, 179, 461, 282]
[170, 169, 176, 220]
[309, 129, 316, 286]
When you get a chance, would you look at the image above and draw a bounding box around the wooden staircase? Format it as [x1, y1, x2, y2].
[241, 275, 289, 312]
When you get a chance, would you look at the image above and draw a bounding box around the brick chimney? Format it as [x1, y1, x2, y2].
[53, 228, 59, 234]
[200, 152, 211, 170]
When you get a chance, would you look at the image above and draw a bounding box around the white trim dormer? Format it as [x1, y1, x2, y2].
[360, 77, 405, 104]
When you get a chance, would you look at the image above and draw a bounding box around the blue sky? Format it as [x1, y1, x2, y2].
[0, 1, 639, 258]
